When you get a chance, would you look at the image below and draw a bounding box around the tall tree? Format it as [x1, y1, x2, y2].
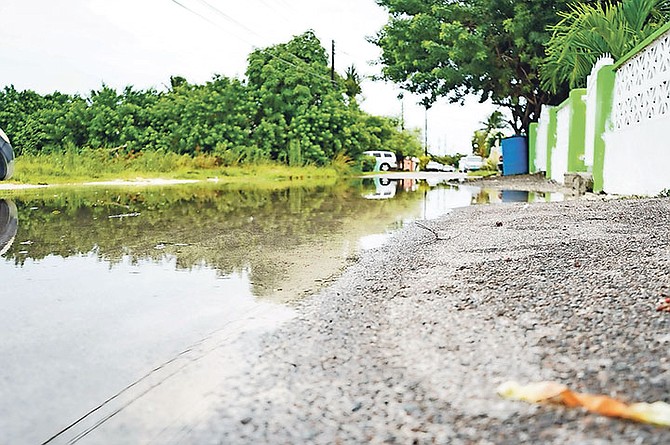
[542, 0, 670, 92]
[373, 0, 575, 135]
[246, 31, 357, 165]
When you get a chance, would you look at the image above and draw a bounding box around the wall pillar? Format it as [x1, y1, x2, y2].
[592, 66, 615, 193]
[528, 123, 538, 173]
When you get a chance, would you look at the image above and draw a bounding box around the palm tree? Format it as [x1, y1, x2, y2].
[541, 0, 670, 93]
[472, 110, 509, 158]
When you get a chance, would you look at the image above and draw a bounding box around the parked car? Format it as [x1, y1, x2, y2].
[425, 161, 456, 172]
[458, 155, 484, 172]
[0, 127, 15, 181]
[362, 150, 397, 171]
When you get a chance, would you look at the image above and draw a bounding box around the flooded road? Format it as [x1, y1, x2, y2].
[0, 179, 563, 444]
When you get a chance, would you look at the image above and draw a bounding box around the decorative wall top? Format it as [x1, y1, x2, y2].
[587, 55, 613, 91]
[612, 29, 670, 131]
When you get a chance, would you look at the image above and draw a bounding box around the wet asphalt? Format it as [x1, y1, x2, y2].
[164, 195, 670, 444]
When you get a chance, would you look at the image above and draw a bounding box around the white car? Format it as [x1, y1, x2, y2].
[425, 161, 456, 172]
[458, 155, 484, 172]
[363, 150, 397, 171]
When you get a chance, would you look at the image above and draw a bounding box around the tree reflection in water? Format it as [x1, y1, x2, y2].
[3, 181, 431, 301]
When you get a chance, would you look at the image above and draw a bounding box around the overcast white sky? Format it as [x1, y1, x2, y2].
[0, 0, 498, 154]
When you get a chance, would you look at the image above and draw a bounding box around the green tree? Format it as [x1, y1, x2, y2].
[433, 153, 465, 168]
[246, 31, 358, 165]
[542, 0, 670, 92]
[373, 0, 576, 135]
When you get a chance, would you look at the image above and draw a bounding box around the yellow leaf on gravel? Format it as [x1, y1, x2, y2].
[628, 401, 670, 426]
[497, 381, 670, 427]
[496, 381, 567, 403]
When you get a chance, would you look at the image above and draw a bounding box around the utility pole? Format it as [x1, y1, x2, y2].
[331, 40, 335, 83]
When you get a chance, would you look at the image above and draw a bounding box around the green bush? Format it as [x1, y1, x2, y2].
[359, 155, 377, 172]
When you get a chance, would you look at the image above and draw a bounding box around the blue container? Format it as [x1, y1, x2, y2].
[501, 136, 528, 176]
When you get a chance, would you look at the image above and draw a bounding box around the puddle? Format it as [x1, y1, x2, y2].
[0, 179, 563, 443]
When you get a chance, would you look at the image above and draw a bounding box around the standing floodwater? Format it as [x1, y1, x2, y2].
[0, 199, 18, 255]
[0, 179, 562, 444]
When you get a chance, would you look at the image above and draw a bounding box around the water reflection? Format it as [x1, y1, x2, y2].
[2, 182, 562, 291]
[4, 182, 454, 302]
[468, 187, 564, 205]
[0, 199, 18, 256]
[361, 177, 397, 199]
[0, 180, 565, 444]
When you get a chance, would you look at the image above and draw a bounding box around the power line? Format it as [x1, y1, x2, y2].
[192, 0, 267, 42]
[254, 0, 295, 25]
[167, 0, 336, 84]
[169, 0, 257, 46]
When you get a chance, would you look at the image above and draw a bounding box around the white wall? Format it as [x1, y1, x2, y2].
[551, 104, 570, 183]
[603, 29, 670, 195]
[534, 106, 550, 173]
[603, 118, 670, 195]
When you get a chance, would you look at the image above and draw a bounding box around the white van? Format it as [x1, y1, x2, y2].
[362, 150, 397, 171]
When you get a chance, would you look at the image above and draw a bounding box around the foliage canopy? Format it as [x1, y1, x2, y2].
[541, 0, 670, 92]
[373, 0, 576, 135]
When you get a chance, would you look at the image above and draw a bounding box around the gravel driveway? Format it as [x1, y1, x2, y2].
[173, 197, 670, 444]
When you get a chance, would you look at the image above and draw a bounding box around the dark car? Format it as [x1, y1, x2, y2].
[0, 128, 15, 180]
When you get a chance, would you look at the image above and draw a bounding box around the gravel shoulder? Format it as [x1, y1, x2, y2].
[182, 193, 670, 445]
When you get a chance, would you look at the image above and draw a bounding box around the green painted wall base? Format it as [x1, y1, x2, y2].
[592, 66, 615, 193]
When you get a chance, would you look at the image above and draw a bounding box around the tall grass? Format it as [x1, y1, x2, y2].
[10, 149, 344, 185]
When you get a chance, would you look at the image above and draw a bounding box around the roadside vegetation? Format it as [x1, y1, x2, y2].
[0, 31, 422, 184]
[10, 150, 345, 185]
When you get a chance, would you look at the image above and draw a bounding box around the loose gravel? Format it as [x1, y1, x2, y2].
[188, 196, 670, 444]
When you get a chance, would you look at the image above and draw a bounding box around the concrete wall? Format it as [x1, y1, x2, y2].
[548, 89, 586, 184]
[528, 123, 538, 173]
[533, 106, 551, 174]
[552, 102, 571, 182]
[602, 26, 670, 195]
[603, 117, 670, 195]
[585, 58, 615, 193]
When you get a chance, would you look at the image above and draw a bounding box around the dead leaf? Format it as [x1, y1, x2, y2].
[497, 381, 670, 426]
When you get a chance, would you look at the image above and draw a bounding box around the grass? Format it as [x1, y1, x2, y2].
[8, 149, 346, 186]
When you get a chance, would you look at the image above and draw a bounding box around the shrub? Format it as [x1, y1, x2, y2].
[359, 155, 377, 172]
